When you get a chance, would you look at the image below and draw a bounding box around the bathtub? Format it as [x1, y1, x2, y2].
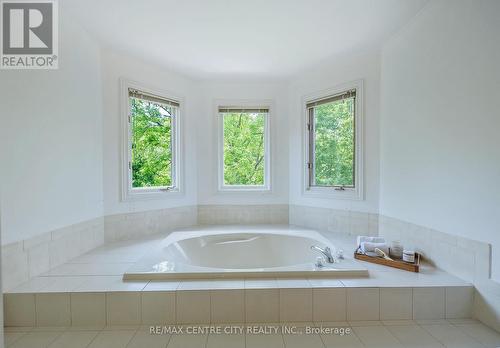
[123, 226, 368, 280]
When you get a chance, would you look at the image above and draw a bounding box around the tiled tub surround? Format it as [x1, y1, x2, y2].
[4, 234, 476, 328]
[289, 205, 379, 237]
[378, 215, 500, 332]
[1, 217, 104, 292]
[198, 204, 289, 225]
[104, 206, 198, 243]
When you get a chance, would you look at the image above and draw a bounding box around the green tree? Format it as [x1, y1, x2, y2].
[131, 98, 172, 188]
[313, 98, 354, 186]
[223, 112, 265, 185]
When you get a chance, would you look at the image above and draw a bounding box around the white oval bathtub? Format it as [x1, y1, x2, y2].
[123, 226, 368, 280]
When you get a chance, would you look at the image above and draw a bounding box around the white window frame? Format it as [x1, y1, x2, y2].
[302, 80, 364, 200]
[120, 78, 184, 201]
[215, 100, 272, 192]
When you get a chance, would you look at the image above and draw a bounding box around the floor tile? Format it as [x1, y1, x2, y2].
[282, 333, 325, 348]
[454, 323, 500, 347]
[9, 331, 63, 348]
[87, 330, 136, 348]
[420, 324, 485, 348]
[206, 332, 245, 348]
[353, 326, 404, 348]
[166, 333, 207, 348]
[47, 330, 99, 348]
[126, 329, 171, 348]
[4, 331, 29, 347]
[246, 333, 284, 348]
[387, 325, 444, 347]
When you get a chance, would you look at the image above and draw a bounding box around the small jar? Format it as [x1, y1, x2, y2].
[390, 240, 403, 259]
[402, 250, 415, 263]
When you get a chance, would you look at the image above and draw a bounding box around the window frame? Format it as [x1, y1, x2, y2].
[216, 100, 272, 192]
[302, 80, 364, 200]
[120, 78, 184, 201]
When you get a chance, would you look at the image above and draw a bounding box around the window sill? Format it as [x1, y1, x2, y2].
[122, 188, 183, 202]
[218, 185, 271, 193]
[303, 186, 363, 201]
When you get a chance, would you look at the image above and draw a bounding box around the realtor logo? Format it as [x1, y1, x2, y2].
[1, 0, 58, 69]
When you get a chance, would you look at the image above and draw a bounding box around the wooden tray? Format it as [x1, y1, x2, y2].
[354, 252, 420, 272]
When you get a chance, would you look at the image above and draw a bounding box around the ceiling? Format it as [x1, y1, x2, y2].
[62, 0, 428, 80]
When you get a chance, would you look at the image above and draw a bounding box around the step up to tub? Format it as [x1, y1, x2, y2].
[4, 282, 474, 327]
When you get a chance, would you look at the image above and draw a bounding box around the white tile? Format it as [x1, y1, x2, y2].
[9, 331, 63, 348]
[445, 286, 473, 319]
[206, 332, 245, 348]
[420, 323, 485, 348]
[87, 330, 136, 348]
[166, 333, 207, 348]
[208, 279, 245, 290]
[211, 289, 244, 323]
[413, 288, 445, 320]
[313, 288, 347, 322]
[320, 328, 364, 348]
[106, 292, 141, 326]
[177, 280, 216, 291]
[9, 277, 55, 293]
[143, 281, 180, 291]
[48, 330, 100, 348]
[39, 276, 88, 292]
[176, 290, 210, 324]
[42, 263, 134, 276]
[282, 332, 325, 348]
[126, 329, 171, 348]
[4, 331, 29, 347]
[353, 326, 404, 347]
[380, 288, 412, 320]
[27, 243, 50, 278]
[244, 279, 279, 289]
[454, 323, 500, 347]
[347, 288, 380, 321]
[246, 333, 284, 348]
[71, 293, 106, 327]
[386, 325, 444, 348]
[280, 288, 313, 322]
[75, 276, 147, 292]
[4, 293, 36, 327]
[276, 279, 311, 289]
[245, 289, 280, 323]
[35, 293, 71, 327]
[308, 278, 344, 288]
[141, 291, 176, 324]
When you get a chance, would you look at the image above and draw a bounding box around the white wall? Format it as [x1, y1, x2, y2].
[0, 12, 103, 245]
[101, 49, 198, 215]
[380, 0, 500, 280]
[196, 81, 289, 205]
[288, 48, 381, 213]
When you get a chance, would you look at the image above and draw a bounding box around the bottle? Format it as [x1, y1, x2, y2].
[390, 240, 403, 259]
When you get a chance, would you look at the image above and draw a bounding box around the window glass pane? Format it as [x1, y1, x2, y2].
[313, 97, 354, 187]
[130, 97, 173, 188]
[222, 112, 266, 186]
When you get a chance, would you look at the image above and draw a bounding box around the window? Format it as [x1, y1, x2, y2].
[218, 106, 270, 191]
[121, 80, 181, 200]
[305, 82, 363, 199]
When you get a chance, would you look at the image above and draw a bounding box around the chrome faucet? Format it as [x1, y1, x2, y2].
[311, 245, 336, 263]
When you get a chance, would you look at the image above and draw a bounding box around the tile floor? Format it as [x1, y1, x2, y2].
[5, 319, 500, 348]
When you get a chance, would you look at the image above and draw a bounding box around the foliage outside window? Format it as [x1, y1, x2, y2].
[307, 89, 356, 188]
[219, 107, 269, 189]
[128, 89, 178, 191]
